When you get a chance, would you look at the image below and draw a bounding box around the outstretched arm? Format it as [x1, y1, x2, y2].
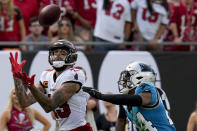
[28, 82, 80, 113]
[83, 87, 152, 106]
[9, 52, 38, 108]
[14, 77, 45, 108]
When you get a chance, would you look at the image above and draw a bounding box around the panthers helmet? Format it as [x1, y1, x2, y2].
[48, 40, 77, 70]
[118, 61, 156, 94]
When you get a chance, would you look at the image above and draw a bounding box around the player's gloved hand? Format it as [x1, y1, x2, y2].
[82, 86, 102, 99]
[15, 72, 36, 87]
[9, 52, 26, 77]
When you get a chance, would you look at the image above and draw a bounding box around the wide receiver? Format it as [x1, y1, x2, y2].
[83, 61, 176, 131]
[9, 40, 93, 131]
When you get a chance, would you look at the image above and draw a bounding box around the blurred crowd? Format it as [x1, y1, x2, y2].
[1, 0, 197, 51]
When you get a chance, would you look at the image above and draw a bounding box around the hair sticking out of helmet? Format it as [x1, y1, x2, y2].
[118, 61, 156, 94]
[48, 40, 78, 71]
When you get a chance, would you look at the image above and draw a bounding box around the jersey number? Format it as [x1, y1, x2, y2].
[48, 94, 71, 118]
[142, 8, 158, 23]
[105, 1, 124, 20]
[0, 17, 14, 32]
[54, 102, 71, 118]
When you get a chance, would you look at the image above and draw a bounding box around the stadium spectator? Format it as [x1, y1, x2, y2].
[48, 18, 85, 50]
[79, 28, 94, 51]
[14, 0, 39, 34]
[96, 95, 117, 131]
[187, 102, 197, 131]
[93, 0, 132, 51]
[9, 40, 93, 131]
[22, 16, 48, 52]
[0, 0, 26, 41]
[164, 0, 197, 51]
[48, 17, 82, 42]
[131, 0, 170, 51]
[83, 61, 176, 131]
[0, 88, 51, 131]
[69, 0, 96, 42]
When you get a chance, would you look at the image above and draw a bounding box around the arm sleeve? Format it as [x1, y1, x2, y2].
[100, 94, 142, 106]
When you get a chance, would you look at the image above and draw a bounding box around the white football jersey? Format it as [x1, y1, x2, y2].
[131, 0, 169, 41]
[40, 68, 88, 130]
[94, 0, 131, 43]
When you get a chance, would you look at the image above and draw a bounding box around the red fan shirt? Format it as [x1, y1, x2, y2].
[72, 0, 96, 28]
[14, 0, 39, 34]
[0, 8, 23, 41]
[7, 107, 33, 131]
[164, 1, 197, 51]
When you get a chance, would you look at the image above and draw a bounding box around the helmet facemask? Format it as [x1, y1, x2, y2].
[118, 61, 157, 94]
[48, 40, 78, 71]
[118, 70, 137, 94]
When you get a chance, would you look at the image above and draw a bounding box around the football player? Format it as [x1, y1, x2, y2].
[9, 40, 93, 131]
[83, 61, 176, 131]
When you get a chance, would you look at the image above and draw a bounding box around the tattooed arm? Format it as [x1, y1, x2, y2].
[14, 77, 45, 108]
[28, 82, 80, 113]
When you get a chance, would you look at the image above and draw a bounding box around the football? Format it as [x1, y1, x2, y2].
[38, 4, 61, 26]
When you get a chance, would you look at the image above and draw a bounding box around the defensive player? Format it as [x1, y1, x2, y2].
[83, 61, 176, 131]
[9, 40, 93, 131]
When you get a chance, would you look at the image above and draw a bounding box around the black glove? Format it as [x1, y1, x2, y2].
[82, 86, 102, 99]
